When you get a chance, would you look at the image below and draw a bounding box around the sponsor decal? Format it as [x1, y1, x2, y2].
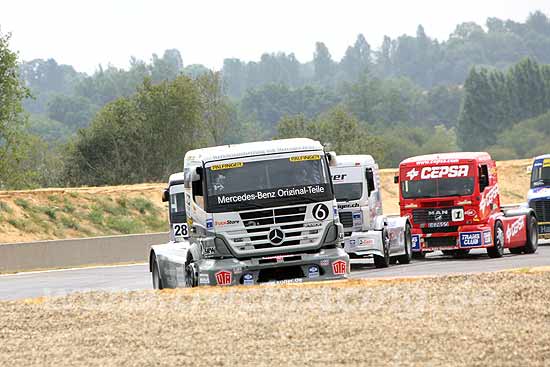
[233, 267, 243, 274]
[428, 222, 449, 228]
[290, 155, 320, 162]
[532, 187, 550, 194]
[199, 273, 210, 285]
[320, 259, 330, 266]
[243, 273, 254, 285]
[206, 218, 213, 229]
[332, 174, 347, 181]
[465, 209, 477, 217]
[539, 224, 550, 234]
[416, 159, 460, 165]
[214, 219, 240, 226]
[332, 260, 347, 275]
[312, 203, 329, 221]
[480, 184, 499, 212]
[210, 162, 244, 171]
[308, 265, 320, 278]
[338, 203, 360, 209]
[411, 235, 420, 250]
[483, 230, 492, 245]
[304, 222, 322, 228]
[405, 165, 469, 180]
[215, 271, 232, 286]
[544, 158, 550, 167]
[506, 216, 525, 243]
[459, 232, 482, 247]
[212, 184, 328, 206]
[265, 278, 303, 285]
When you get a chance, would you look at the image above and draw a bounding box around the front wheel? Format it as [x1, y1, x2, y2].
[487, 221, 504, 258]
[523, 215, 538, 254]
[397, 223, 412, 264]
[152, 259, 163, 290]
[374, 229, 390, 268]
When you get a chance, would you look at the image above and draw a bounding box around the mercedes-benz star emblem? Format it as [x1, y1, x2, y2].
[268, 228, 285, 245]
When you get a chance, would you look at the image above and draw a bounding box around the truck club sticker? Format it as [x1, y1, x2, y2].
[289, 155, 320, 162]
[460, 232, 482, 247]
[405, 165, 469, 180]
[209, 162, 244, 171]
[209, 184, 330, 206]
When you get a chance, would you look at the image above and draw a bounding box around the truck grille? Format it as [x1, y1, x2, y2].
[338, 211, 353, 228]
[413, 207, 462, 224]
[425, 236, 457, 248]
[530, 199, 550, 222]
[224, 205, 324, 256]
[422, 226, 459, 234]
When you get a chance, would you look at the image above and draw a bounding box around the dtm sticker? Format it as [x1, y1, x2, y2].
[215, 271, 232, 286]
[459, 232, 482, 247]
[332, 260, 347, 275]
[210, 162, 244, 171]
[411, 235, 420, 250]
[308, 265, 320, 278]
[483, 230, 492, 245]
[289, 155, 320, 162]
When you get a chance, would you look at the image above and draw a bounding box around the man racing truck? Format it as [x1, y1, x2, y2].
[331, 155, 412, 267]
[396, 152, 538, 258]
[149, 138, 349, 288]
[528, 154, 550, 239]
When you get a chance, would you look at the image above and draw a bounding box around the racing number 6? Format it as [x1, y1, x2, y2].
[313, 203, 329, 221]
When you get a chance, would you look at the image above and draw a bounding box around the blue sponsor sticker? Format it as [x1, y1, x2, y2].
[243, 273, 254, 285]
[483, 230, 492, 245]
[206, 218, 213, 230]
[459, 232, 482, 247]
[411, 235, 420, 251]
[308, 265, 320, 278]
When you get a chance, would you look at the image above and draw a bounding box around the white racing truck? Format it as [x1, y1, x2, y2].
[149, 138, 349, 288]
[331, 155, 412, 267]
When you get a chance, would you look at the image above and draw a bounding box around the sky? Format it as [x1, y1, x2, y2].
[1, 0, 550, 75]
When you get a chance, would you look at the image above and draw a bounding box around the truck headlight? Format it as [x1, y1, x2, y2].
[324, 223, 338, 243]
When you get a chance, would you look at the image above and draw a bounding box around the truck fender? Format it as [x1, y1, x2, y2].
[372, 215, 387, 231]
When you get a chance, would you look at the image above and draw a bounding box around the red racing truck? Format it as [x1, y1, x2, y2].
[395, 152, 538, 258]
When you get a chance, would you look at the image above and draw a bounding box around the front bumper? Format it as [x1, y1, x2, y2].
[343, 231, 383, 257]
[196, 247, 349, 286]
[411, 224, 494, 252]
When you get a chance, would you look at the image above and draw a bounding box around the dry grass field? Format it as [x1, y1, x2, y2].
[0, 159, 533, 243]
[1, 269, 549, 366]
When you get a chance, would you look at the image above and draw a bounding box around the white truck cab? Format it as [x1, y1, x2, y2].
[331, 155, 412, 267]
[150, 138, 349, 288]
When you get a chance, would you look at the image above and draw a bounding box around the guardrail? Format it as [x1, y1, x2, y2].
[0, 232, 168, 273]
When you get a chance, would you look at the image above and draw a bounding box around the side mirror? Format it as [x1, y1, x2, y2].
[366, 168, 376, 196]
[162, 189, 169, 202]
[326, 151, 337, 166]
[190, 167, 202, 182]
[394, 175, 399, 184]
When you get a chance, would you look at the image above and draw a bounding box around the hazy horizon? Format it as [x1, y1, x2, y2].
[2, 0, 550, 74]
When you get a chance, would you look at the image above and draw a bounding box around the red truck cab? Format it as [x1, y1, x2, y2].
[396, 152, 538, 258]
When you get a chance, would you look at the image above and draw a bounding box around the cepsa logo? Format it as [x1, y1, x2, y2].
[406, 165, 469, 180]
[506, 216, 525, 243]
[215, 271, 232, 286]
[332, 260, 347, 275]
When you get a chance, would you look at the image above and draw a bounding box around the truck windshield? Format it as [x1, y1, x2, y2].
[402, 177, 475, 199]
[205, 155, 333, 212]
[334, 183, 362, 201]
[531, 161, 550, 188]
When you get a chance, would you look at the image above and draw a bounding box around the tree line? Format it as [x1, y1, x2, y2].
[2, 11, 550, 189]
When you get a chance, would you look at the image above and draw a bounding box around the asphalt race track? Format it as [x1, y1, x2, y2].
[1, 241, 549, 301]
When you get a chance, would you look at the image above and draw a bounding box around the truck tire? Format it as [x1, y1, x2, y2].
[397, 223, 412, 264]
[185, 260, 198, 287]
[487, 221, 504, 258]
[522, 215, 538, 254]
[374, 228, 390, 268]
[152, 259, 163, 290]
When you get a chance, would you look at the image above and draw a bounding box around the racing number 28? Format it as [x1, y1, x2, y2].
[173, 223, 189, 238]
